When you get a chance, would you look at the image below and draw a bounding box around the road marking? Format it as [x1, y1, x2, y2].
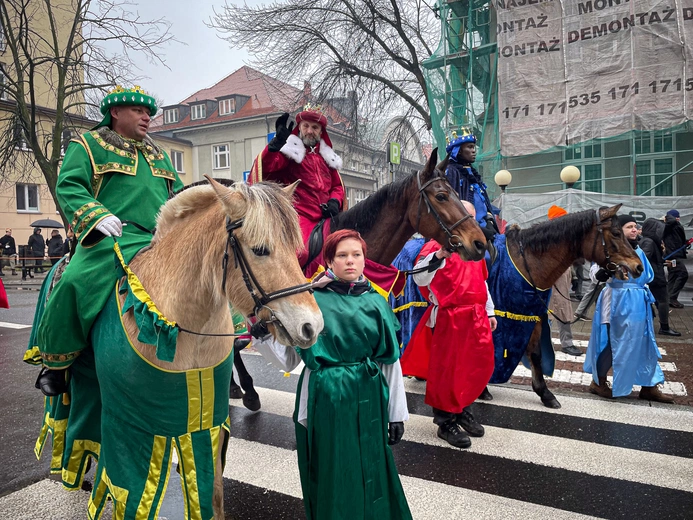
[0, 321, 31, 329]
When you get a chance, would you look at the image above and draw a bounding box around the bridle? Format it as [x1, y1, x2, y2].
[591, 209, 620, 274]
[416, 169, 474, 252]
[207, 216, 314, 340]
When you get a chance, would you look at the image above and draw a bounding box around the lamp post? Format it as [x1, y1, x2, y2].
[494, 169, 512, 192]
[560, 165, 581, 189]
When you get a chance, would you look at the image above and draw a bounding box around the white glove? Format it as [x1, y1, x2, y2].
[95, 215, 122, 237]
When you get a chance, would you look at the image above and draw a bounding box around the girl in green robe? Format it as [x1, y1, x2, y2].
[254, 229, 412, 520]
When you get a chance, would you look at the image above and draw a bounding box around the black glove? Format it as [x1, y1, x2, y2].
[267, 112, 294, 152]
[595, 268, 612, 282]
[388, 422, 404, 445]
[320, 198, 340, 218]
[482, 222, 497, 242]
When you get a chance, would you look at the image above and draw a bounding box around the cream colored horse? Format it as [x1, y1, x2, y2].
[47, 177, 322, 520]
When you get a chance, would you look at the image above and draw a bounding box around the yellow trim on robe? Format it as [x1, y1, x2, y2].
[392, 301, 428, 314]
[494, 309, 541, 322]
[135, 436, 171, 519]
[175, 435, 203, 520]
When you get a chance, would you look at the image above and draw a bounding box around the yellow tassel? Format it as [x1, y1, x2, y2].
[283, 372, 290, 377]
[504, 349, 508, 358]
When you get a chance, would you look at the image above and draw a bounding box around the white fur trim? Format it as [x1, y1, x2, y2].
[319, 139, 343, 170]
[280, 134, 306, 164]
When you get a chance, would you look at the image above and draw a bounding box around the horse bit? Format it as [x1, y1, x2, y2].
[416, 170, 474, 252]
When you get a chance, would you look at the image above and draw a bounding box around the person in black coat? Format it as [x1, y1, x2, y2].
[662, 209, 689, 308]
[46, 230, 64, 266]
[0, 228, 17, 276]
[640, 218, 680, 336]
[27, 227, 46, 273]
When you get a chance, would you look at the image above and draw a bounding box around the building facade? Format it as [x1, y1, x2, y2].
[150, 66, 425, 207]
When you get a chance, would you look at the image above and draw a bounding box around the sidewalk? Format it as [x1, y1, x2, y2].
[1, 269, 48, 290]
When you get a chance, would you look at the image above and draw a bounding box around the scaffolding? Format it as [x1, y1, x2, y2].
[422, 0, 693, 200]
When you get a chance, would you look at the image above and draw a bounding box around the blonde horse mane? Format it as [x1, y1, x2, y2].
[152, 182, 303, 252]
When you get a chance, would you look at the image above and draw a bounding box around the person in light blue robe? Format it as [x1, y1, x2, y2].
[584, 214, 674, 403]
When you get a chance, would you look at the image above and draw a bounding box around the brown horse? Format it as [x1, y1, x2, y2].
[333, 149, 486, 264]
[35, 178, 323, 520]
[487, 204, 643, 408]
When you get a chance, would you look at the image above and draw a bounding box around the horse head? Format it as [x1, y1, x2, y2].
[206, 176, 323, 348]
[412, 148, 486, 261]
[589, 204, 644, 280]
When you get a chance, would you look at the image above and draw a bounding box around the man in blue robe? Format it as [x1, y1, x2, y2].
[584, 214, 674, 403]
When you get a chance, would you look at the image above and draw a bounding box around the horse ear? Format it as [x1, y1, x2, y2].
[602, 203, 622, 219]
[282, 180, 301, 198]
[436, 153, 449, 174]
[205, 174, 246, 217]
[205, 175, 230, 198]
[421, 148, 439, 179]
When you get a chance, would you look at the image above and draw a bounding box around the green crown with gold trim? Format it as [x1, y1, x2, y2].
[100, 85, 158, 116]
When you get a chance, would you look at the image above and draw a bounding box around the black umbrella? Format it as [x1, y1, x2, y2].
[30, 218, 64, 229]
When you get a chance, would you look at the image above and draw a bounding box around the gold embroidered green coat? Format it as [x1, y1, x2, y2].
[33, 127, 183, 368]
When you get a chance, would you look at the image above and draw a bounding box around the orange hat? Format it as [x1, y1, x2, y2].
[548, 205, 567, 220]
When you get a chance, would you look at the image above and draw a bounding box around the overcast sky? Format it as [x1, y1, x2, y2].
[119, 0, 259, 106]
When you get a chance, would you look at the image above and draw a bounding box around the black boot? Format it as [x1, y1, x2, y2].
[35, 368, 68, 396]
[456, 408, 485, 437]
[658, 325, 681, 337]
[437, 421, 471, 449]
[478, 386, 493, 401]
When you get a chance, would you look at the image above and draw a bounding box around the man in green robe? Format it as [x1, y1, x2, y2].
[34, 86, 183, 395]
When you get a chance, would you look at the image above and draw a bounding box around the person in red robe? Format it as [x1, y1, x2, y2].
[401, 202, 496, 449]
[249, 105, 345, 268]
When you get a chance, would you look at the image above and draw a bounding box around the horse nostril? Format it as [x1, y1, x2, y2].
[302, 323, 315, 340]
[473, 241, 485, 254]
[636, 264, 643, 274]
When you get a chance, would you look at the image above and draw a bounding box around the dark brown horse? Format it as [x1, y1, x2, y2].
[488, 204, 643, 408]
[231, 149, 487, 409]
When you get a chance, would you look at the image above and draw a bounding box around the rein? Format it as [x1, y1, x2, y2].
[517, 209, 615, 326]
[416, 170, 473, 253]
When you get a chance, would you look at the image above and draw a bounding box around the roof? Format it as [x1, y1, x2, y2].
[150, 66, 352, 132]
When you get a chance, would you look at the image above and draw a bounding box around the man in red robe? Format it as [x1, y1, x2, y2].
[249, 105, 345, 268]
[401, 202, 496, 449]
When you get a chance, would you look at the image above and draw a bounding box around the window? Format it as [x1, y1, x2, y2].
[16, 183, 39, 212]
[164, 108, 179, 124]
[171, 150, 184, 173]
[634, 130, 675, 196]
[60, 129, 72, 156]
[0, 23, 6, 52]
[218, 98, 235, 116]
[213, 144, 230, 169]
[190, 104, 206, 120]
[14, 125, 30, 151]
[564, 139, 603, 192]
[0, 63, 7, 101]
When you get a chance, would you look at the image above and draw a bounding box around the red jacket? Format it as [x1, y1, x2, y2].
[249, 134, 345, 227]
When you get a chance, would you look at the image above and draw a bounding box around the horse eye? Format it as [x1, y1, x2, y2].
[435, 193, 447, 202]
[252, 246, 270, 256]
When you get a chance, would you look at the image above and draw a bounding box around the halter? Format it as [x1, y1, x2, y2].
[591, 209, 619, 274]
[218, 216, 314, 340]
[416, 170, 474, 252]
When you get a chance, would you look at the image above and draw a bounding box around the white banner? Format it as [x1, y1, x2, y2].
[495, 0, 693, 157]
[495, 188, 693, 231]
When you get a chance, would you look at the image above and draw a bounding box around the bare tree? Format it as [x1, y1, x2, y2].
[0, 0, 173, 224]
[209, 0, 438, 143]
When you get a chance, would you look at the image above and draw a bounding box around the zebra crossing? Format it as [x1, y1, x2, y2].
[1, 351, 691, 519]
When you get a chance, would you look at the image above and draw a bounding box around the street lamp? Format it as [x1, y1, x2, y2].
[560, 165, 581, 188]
[494, 169, 512, 192]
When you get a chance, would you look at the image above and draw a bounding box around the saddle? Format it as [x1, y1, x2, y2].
[302, 218, 330, 270]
